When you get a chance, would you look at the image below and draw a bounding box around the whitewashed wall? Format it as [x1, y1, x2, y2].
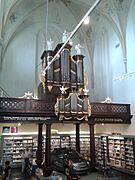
[0, 1, 135, 136]
[96, 0, 135, 135]
[0, 2, 77, 97]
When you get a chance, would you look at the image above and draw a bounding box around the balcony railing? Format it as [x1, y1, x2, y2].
[0, 97, 132, 123]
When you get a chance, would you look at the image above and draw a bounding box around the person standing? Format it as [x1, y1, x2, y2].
[21, 150, 25, 173]
[24, 148, 31, 168]
[22, 148, 31, 172]
[3, 161, 11, 180]
[0, 159, 3, 179]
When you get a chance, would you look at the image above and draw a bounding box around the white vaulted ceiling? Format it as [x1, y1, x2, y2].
[0, 0, 133, 101]
[0, 0, 131, 62]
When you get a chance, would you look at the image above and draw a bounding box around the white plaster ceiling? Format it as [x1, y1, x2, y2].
[0, 0, 132, 59]
[0, 0, 133, 99]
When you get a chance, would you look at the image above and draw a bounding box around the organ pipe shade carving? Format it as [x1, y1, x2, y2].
[61, 49, 70, 84]
[55, 91, 91, 121]
[40, 43, 85, 90]
[40, 42, 91, 121]
[46, 55, 53, 82]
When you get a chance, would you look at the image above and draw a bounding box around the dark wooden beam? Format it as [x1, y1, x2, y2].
[45, 123, 51, 167]
[88, 118, 96, 171]
[0, 97, 132, 124]
[75, 123, 80, 153]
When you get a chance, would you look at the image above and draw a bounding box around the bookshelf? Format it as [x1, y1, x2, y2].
[2, 134, 90, 165]
[80, 135, 90, 160]
[51, 135, 71, 151]
[1, 133, 135, 174]
[124, 137, 135, 171]
[70, 135, 90, 160]
[95, 135, 109, 167]
[108, 136, 135, 171]
[108, 136, 125, 168]
[2, 135, 34, 167]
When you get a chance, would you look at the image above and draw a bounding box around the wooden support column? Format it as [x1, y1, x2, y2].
[75, 123, 80, 153]
[36, 123, 43, 168]
[43, 122, 53, 177]
[88, 118, 96, 171]
[45, 123, 51, 167]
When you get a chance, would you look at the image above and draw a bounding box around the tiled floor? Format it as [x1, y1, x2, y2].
[9, 168, 135, 180]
